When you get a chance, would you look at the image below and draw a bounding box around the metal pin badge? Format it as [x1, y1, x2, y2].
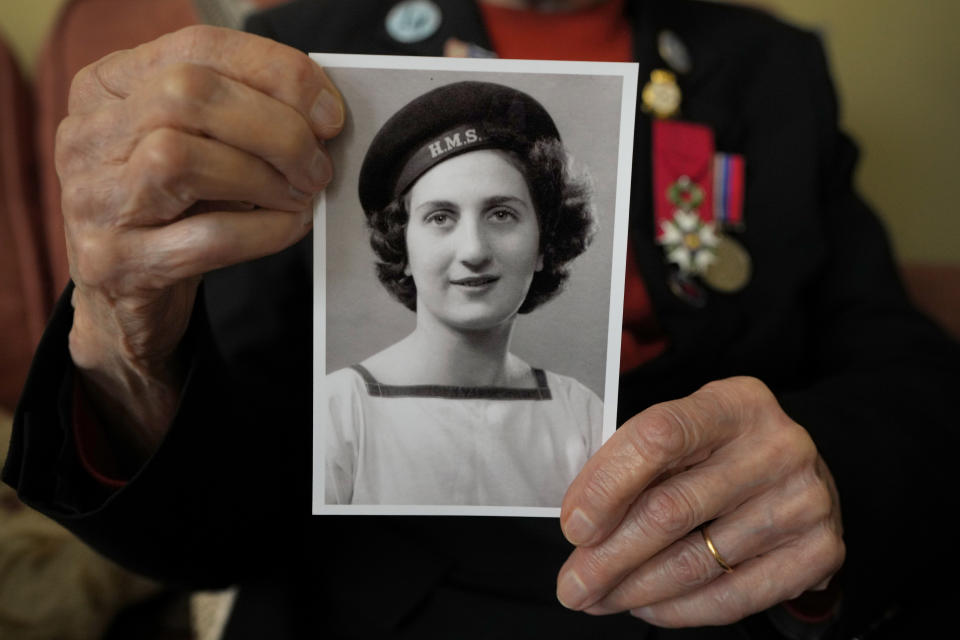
[657, 29, 692, 75]
[642, 69, 682, 119]
[385, 0, 442, 44]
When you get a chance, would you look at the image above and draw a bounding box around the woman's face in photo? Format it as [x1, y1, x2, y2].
[405, 149, 543, 332]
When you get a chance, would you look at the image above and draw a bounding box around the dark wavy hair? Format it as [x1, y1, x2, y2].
[364, 133, 595, 314]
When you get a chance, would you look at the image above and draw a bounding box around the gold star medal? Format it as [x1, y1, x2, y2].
[642, 70, 682, 119]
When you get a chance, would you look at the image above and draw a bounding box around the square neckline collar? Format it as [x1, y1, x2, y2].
[349, 364, 553, 400]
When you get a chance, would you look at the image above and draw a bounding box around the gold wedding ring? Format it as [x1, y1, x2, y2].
[701, 526, 734, 573]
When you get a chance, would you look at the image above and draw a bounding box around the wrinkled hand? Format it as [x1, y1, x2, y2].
[58, 26, 344, 455]
[558, 376, 844, 627]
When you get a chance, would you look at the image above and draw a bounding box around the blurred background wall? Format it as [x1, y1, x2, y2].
[1, 0, 957, 263]
[0, 0, 62, 75]
[756, 0, 960, 264]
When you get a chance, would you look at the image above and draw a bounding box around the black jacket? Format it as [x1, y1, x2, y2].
[5, 1, 960, 638]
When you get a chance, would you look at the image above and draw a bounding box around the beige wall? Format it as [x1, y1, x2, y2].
[753, 0, 960, 262]
[0, 0, 64, 74]
[1, 0, 957, 262]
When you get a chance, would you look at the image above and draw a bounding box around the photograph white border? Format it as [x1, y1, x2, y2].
[312, 53, 637, 517]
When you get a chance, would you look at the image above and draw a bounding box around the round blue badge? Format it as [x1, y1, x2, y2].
[385, 0, 442, 44]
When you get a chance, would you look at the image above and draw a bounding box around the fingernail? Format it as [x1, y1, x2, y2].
[290, 185, 311, 202]
[563, 508, 597, 545]
[556, 570, 589, 610]
[312, 88, 343, 130]
[312, 149, 332, 186]
[630, 607, 654, 621]
[302, 207, 314, 227]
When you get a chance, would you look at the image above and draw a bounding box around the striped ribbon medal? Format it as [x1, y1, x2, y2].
[704, 153, 751, 293]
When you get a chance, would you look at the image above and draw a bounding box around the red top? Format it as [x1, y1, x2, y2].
[478, 0, 633, 62]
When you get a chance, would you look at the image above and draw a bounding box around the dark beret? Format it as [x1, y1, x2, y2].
[358, 81, 561, 212]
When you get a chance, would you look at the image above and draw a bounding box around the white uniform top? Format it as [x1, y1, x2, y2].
[323, 365, 604, 507]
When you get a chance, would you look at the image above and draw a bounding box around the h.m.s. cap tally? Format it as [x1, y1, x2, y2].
[358, 81, 561, 212]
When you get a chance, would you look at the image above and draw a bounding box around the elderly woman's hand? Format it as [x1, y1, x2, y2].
[59, 26, 343, 460]
[557, 376, 844, 626]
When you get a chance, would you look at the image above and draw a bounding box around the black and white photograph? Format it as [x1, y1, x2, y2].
[312, 54, 637, 516]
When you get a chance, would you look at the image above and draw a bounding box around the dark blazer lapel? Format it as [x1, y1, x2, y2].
[620, 1, 749, 413]
[625, 0, 660, 303]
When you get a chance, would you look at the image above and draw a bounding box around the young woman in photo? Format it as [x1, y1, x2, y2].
[324, 81, 602, 507]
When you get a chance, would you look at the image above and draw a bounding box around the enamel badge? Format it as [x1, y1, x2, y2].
[385, 0, 442, 44]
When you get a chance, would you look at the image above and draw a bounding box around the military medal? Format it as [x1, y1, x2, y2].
[641, 70, 682, 119]
[659, 180, 718, 275]
[703, 234, 751, 292]
[653, 120, 718, 293]
[705, 152, 751, 292]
